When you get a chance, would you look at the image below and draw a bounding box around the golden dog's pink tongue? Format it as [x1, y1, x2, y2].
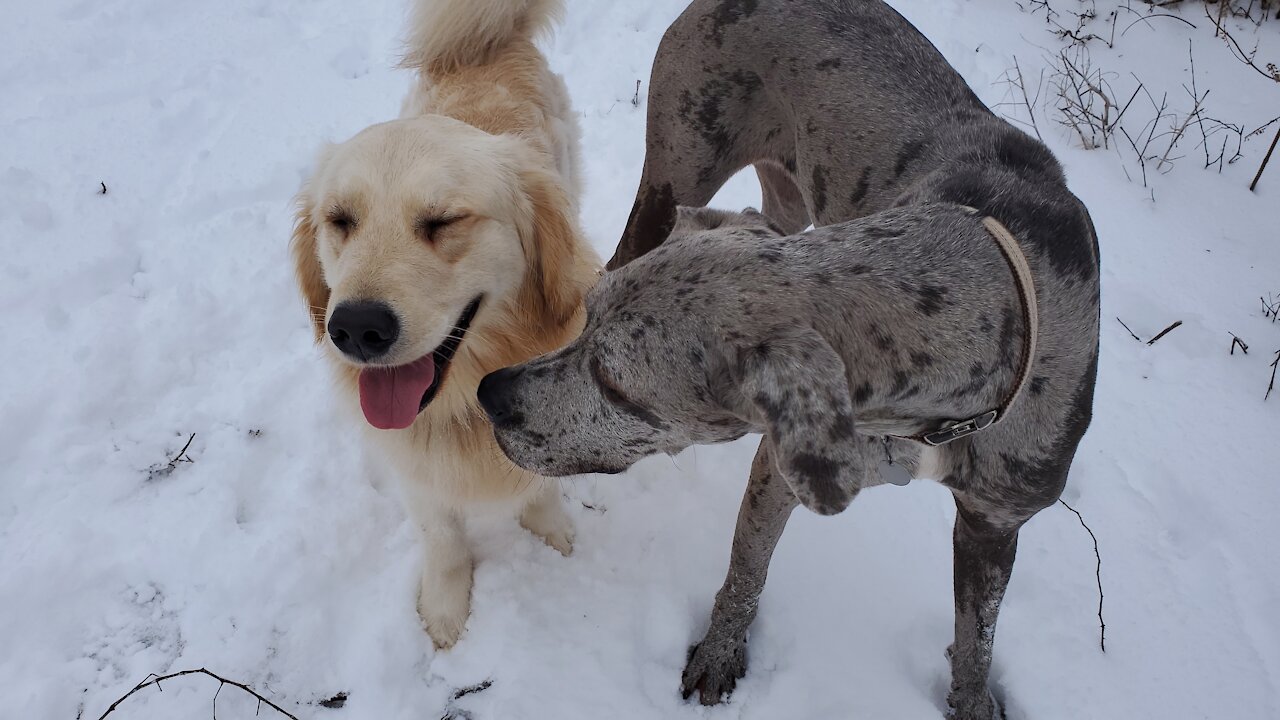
[358, 356, 436, 430]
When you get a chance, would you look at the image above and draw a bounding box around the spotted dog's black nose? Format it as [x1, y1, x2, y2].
[478, 367, 524, 428]
[327, 301, 399, 361]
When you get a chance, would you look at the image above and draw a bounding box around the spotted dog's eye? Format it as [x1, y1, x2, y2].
[416, 214, 466, 243]
[591, 357, 632, 406]
[326, 208, 356, 235]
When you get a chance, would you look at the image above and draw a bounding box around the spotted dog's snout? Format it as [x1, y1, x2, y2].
[327, 301, 400, 361]
[478, 366, 524, 428]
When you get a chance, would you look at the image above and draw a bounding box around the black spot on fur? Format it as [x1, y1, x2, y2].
[811, 165, 829, 217]
[702, 0, 758, 47]
[894, 138, 928, 178]
[755, 392, 785, 426]
[612, 183, 675, 269]
[787, 453, 849, 514]
[930, 159, 1096, 281]
[828, 412, 855, 442]
[869, 324, 895, 352]
[849, 166, 871, 208]
[916, 285, 949, 316]
[1030, 376, 1048, 395]
[890, 370, 913, 397]
[910, 351, 935, 368]
[853, 381, 874, 404]
[816, 57, 843, 70]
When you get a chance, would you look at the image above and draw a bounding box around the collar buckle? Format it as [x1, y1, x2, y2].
[922, 409, 999, 446]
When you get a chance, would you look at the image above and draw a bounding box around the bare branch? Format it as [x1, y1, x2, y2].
[1060, 499, 1106, 653]
[96, 668, 299, 720]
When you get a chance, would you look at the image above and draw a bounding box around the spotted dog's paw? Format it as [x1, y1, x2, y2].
[680, 637, 748, 706]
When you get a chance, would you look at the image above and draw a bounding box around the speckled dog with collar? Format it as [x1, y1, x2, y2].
[479, 1, 1100, 717]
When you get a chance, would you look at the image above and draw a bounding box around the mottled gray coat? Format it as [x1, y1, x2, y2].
[483, 1, 1100, 718]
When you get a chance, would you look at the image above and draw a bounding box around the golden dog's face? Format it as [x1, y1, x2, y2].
[292, 115, 587, 429]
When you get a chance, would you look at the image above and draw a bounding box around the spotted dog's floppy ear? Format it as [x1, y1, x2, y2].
[290, 188, 330, 341]
[735, 327, 877, 515]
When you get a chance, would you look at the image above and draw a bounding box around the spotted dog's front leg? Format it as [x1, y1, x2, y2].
[682, 440, 799, 705]
[947, 494, 1025, 720]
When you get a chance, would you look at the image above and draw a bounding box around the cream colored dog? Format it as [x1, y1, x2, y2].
[290, 0, 598, 648]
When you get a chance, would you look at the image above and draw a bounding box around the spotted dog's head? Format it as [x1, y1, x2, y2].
[478, 206, 876, 515]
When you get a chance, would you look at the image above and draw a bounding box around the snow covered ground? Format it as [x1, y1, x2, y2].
[1, 1, 1277, 718]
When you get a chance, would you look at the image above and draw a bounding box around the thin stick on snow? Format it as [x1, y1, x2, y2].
[170, 433, 196, 466]
[1267, 351, 1279, 401]
[1015, 56, 1044, 140]
[1115, 317, 1142, 341]
[1146, 320, 1183, 345]
[1204, 5, 1280, 83]
[1059, 499, 1106, 653]
[96, 668, 299, 720]
[1229, 332, 1250, 355]
[1250, 124, 1280, 191]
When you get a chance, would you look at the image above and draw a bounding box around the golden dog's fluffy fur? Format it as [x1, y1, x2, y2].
[290, 0, 598, 648]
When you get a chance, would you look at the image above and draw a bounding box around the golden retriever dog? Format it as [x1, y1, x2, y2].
[290, 0, 599, 648]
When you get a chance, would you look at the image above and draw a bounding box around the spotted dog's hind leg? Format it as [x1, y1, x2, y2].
[682, 440, 799, 705]
[755, 161, 810, 234]
[608, 8, 791, 270]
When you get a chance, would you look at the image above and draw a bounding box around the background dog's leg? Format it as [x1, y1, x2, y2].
[754, 161, 810, 234]
[609, 147, 739, 271]
[947, 493, 1024, 720]
[682, 440, 798, 705]
[415, 504, 473, 650]
[519, 479, 574, 556]
[608, 23, 793, 270]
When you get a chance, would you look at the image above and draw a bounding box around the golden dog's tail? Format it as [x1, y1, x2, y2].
[401, 0, 563, 74]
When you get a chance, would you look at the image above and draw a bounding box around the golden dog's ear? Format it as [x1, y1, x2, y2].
[518, 168, 599, 328]
[290, 192, 330, 341]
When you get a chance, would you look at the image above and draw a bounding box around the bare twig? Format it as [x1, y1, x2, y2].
[1147, 320, 1184, 345]
[1060, 498, 1106, 653]
[171, 433, 196, 466]
[631, 79, 641, 107]
[1116, 316, 1142, 341]
[1230, 332, 1250, 354]
[1267, 351, 1280, 401]
[1250, 124, 1280, 191]
[1262, 293, 1280, 322]
[1157, 41, 1209, 172]
[1205, 4, 1280, 82]
[1122, 11, 1198, 35]
[96, 668, 299, 720]
[98, 182, 108, 195]
[1015, 56, 1044, 140]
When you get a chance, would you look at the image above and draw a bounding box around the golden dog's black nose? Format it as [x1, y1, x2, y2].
[478, 367, 523, 428]
[328, 301, 399, 361]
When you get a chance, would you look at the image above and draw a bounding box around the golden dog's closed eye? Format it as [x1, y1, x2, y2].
[326, 207, 357, 235]
[415, 214, 468, 243]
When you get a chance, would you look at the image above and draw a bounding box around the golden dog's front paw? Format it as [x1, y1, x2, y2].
[419, 567, 472, 649]
[519, 487, 575, 556]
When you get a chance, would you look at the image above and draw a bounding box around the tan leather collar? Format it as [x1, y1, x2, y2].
[895, 206, 1038, 446]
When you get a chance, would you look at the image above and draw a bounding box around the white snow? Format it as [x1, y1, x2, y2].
[1, 1, 1277, 718]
